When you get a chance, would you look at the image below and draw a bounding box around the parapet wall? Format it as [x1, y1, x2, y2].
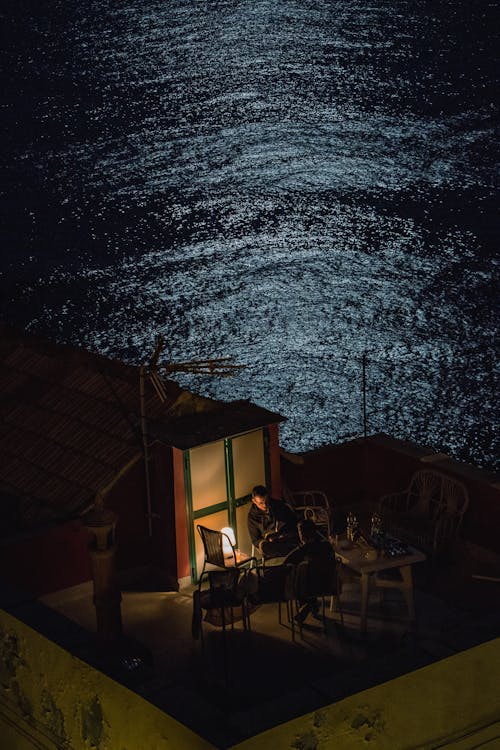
[2, 600, 500, 750]
[232, 637, 500, 750]
[282, 433, 500, 553]
[0, 603, 216, 750]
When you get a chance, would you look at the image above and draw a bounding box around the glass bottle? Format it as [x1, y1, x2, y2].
[370, 512, 382, 538]
[347, 513, 359, 543]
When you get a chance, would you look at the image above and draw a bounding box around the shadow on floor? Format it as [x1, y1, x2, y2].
[41, 546, 500, 748]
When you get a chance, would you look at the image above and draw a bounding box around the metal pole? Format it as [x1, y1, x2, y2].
[139, 365, 153, 537]
[362, 353, 367, 439]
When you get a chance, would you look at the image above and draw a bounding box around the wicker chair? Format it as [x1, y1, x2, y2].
[293, 558, 344, 638]
[287, 490, 332, 541]
[379, 469, 469, 557]
[197, 525, 255, 581]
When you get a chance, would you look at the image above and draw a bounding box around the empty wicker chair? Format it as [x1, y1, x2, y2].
[197, 524, 255, 580]
[379, 470, 469, 557]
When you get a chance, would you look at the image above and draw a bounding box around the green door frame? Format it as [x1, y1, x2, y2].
[184, 427, 271, 582]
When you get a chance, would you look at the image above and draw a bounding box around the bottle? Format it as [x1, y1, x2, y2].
[346, 513, 353, 543]
[370, 512, 382, 538]
[347, 513, 359, 543]
[351, 514, 359, 541]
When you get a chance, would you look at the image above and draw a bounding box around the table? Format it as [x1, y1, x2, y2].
[223, 550, 252, 566]
[333, 540, 426, 632]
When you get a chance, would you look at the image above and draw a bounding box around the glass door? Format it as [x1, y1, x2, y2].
[231, 428, 269, 559]
[184, 428, 270, 581]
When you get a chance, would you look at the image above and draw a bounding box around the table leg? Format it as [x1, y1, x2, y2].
[360, 572, 369, 632]
[400, 565, 415, 621]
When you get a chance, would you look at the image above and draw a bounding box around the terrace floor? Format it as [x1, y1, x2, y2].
[40, 541, 500, 749]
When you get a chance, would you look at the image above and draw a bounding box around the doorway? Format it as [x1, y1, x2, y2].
[183, 427, 270, 581]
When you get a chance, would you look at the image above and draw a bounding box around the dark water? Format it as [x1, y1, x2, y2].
[1, 0, 498, 469]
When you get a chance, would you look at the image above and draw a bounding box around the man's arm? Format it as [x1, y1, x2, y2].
[272, 499, 298, 536]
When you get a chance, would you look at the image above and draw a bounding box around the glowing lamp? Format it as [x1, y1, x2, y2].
[221, 526, 236, 556]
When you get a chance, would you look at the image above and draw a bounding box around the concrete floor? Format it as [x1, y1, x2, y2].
[40, 543, 500, 748]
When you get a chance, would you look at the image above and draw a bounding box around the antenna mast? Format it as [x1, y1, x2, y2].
[140, 335, 245, 536]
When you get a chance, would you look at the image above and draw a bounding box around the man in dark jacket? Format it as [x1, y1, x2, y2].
[285, 519, 336, 568]
[285, 518, 338, 623]
[247, 485, 298, 559]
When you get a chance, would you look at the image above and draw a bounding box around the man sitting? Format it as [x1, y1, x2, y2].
[247, 485, 299, 560]
[285, 518, 337, 624]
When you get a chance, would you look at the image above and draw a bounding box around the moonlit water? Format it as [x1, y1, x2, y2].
[2, 0, 498, 469]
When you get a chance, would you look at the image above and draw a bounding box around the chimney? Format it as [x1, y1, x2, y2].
[83, 506, 122, 642]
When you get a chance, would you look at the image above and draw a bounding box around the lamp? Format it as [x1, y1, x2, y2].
[221, 526, 236, 556]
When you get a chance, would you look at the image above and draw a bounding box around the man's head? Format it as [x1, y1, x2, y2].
[251, 485, 269, 512]
[298, 519, 319, 544]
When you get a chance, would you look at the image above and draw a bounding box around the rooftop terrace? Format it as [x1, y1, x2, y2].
[34, 534, 500, 748]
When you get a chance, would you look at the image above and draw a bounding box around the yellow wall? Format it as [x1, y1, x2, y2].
[2, 604, 499, 750]
[232, 638, 500, 750]
[0, 609, 216, 750]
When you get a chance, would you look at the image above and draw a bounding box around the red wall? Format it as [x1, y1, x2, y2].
[106, 443, 178, 588]
[268, 423, 282, 499]
[105, 457, 150, 570]
[282, 439, 367, 507]
[0, 443, 179, 597]
[282, 434, 500, 553]
[0, 521, 91, 596]
[447, 471, 500, 552]
[173, 446, 190, 580]
[149, 443, 177, 586]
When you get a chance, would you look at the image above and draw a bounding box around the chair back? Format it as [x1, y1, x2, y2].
[408, 470, 443, 519]
[299, 506, 331, 540]
[294, 558, 338, 600]
[289, 490, 332, 539]
[197, 525, 233, 569]
[440, 475, 469, 520]
[408, 470, 469, 525]
[257, 564, 295, 604]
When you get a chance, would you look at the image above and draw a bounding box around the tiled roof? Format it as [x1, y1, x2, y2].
[0, 326, 284, 535]
[148, 401, 286, 449]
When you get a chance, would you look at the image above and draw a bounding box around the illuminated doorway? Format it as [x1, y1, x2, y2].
[184, 427, 270, 581]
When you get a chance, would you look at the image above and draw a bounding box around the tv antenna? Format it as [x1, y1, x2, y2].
[140, 335, 246, 535]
